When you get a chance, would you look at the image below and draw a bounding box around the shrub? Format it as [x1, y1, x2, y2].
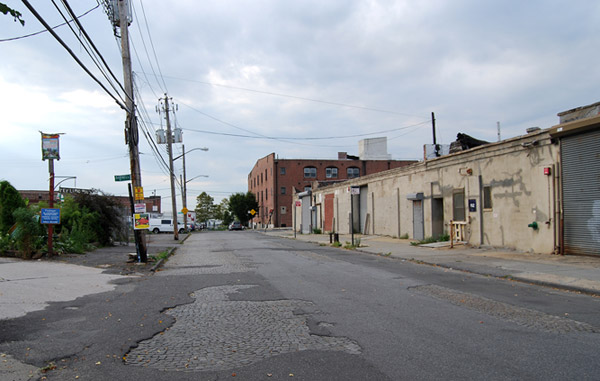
[12, 207, 44, 259]
[312, 228, 322, 234]
[0, 181, 26, 235]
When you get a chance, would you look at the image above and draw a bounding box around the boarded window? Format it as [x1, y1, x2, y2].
[483, 186, 492, 209]
[453, 190, 465, 221]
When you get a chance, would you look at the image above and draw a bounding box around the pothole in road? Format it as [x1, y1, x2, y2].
[411, 284, 599, 334]
[125, 285, 361, 372]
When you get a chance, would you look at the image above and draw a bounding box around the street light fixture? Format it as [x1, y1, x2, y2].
[174, 145, 209, 230]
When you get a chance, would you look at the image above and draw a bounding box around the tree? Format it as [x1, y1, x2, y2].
[1, 3, 24, 25]
[228, 192, 258, 225]
[70, 192, 124, 246]
[0, 181, 26, 235]
[214, 198, 233, 226]
[194, 192, 215, 223]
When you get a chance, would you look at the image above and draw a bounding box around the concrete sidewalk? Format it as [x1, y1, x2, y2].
[259, 229, 600, 296]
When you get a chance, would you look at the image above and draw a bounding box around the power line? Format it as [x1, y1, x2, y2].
[20, 0, 128, 111]
[59, 0, 128, 100]
[137, 0, 168, 92]
[141, 72, 428, 119]
[0, 3, 99, 43]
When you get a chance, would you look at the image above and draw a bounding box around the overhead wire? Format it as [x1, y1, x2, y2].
[59, 0, 128, 101]
[20, 0, 128, 111]
[130, 0, 167, 94]
[142, 72, 428, 119]
[137, 0, 168, 92]
[0, 3, 100, 42]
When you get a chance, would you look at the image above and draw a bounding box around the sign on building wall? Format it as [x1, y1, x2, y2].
[41, 133, 60, 161]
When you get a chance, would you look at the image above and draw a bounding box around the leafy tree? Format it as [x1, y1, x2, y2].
[0, 181, 26, 234]
[214, 198, 233, 225]
[228, 192, 258, 225]
[194, 192, 215, 222]
[12, 207, 44, 259]
[1, 3, 24, 25]
[70, 192, 124, 246]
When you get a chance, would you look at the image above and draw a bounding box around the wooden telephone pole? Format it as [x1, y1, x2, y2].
[118, 0, 147, 261]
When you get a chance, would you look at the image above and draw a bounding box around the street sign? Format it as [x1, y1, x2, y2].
[350, 186, 360, 195]
[181, 207, 189, 214]
[114, 174, 131, 182]
[41, 208, 61, 224]
[134, 186, 144, 200]
[135, 203, 146, 213]
[249, 209, 256, 216]
[295, 201, 302, 207]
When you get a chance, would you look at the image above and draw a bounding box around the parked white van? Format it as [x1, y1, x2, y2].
[149, 218, 185, 234]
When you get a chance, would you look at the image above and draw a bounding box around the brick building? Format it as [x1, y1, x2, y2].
[248, 138, 416, 228]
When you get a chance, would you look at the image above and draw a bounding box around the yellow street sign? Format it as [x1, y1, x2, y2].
[134, 186, 144, 201]
[250, 209, 256, 216]
[181, 207, 189, 214]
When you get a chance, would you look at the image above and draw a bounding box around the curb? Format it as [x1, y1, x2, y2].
[150, 247, 177, 273]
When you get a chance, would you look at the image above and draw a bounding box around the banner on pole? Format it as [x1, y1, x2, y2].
[41, 133, 60, 161]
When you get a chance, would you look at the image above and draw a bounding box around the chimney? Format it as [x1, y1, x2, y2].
[338, 152, 347, 160]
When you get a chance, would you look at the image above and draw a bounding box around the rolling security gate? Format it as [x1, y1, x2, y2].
[561, 128, 600, 256]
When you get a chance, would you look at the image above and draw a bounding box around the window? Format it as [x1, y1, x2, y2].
[281, 187, 286, 195]
[281, 206, 287, 215]
[483, 186, 492, 209]
[326, 167, 338, 178]
[347, 167, 360, 178]
[280, 167, 286, 175]
[453, 190, 466, 221]
[304, 166, 317, 178]
[265, 169, 268, 182]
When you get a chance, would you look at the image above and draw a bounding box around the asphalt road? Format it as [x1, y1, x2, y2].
[1, 231, 599, 380]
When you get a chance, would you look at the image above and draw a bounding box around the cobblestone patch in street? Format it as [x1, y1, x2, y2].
[157, 248, 253, 275]
[126, 285, 361, 371]
[412, 284, 598, 334]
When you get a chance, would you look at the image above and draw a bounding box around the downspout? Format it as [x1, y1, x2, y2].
[478, 175, 484, 246]
[274, 160, 279, 227]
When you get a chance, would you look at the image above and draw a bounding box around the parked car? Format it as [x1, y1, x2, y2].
[149, 218, 185, 234]
[228, 221, 243, 231]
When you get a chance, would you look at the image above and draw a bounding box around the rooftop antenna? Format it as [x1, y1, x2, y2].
[497, 121, 501, 142]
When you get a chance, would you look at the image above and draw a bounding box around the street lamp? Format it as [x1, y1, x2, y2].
[174, 145, 209, 230]
[54, 176, 77, 191]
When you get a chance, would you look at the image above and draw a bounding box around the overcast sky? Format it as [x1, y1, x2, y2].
[1, 0, 599, 211]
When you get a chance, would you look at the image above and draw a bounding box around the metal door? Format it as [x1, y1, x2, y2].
[301, 195, 311, 234]
[561, 128, 600, 255]
[413, 200, 424, 241]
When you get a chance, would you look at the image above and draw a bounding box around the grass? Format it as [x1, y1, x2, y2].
[410, 234, 450, 246]
[399, 233, 409, 239]
[332, 241, 342, 247]
[343, 238, 361, 249]
[149, 249, 171, 263]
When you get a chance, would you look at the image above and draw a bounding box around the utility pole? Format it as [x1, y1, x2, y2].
[432, 112, 439, 157]
[181, 144, 188, 231]
[160, 94, 179, 240]
[117, 0, 147, 261]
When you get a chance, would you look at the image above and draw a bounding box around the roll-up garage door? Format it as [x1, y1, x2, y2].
[561, 128, 600, 256]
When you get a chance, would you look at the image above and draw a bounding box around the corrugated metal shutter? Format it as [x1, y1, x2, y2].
[561, 128, 600, 256]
